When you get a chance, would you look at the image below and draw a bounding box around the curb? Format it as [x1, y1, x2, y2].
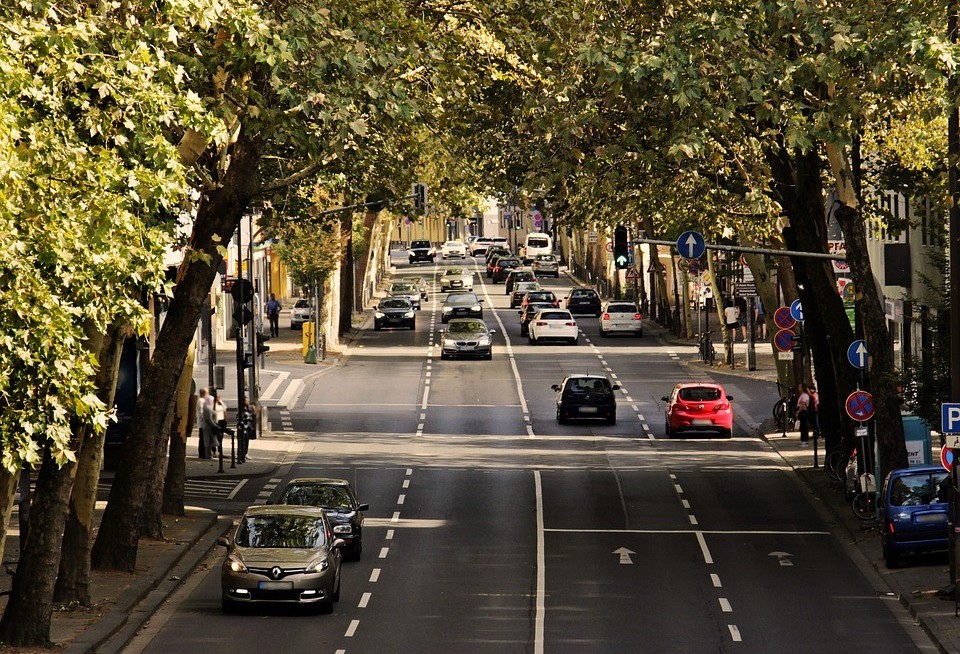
[65, 509, 229, 654]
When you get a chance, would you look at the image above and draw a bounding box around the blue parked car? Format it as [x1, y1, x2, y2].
[879, 465, 949, 568]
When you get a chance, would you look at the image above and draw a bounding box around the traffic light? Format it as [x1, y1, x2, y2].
[412, 182, 427, 216]
[230, 278, 255, 326]
[241, 352, 255, 369]
[256, 332, 270, 354]
[613, 225, 629, 270]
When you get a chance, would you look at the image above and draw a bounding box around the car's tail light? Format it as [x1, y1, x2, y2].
[713, 402, 730, 411]
[565, 321, 576, 326]
[553, 300, 559, 306]
[634, 314, 642, 320]
[887, 521, 895, 534]
[602, 313, 611, 320]
[536, 321, 547, 326]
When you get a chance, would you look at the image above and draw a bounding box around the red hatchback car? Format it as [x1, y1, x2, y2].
[662, 383, 733, 438]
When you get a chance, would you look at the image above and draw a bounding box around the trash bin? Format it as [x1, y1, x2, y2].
[302, 322, 314, 358]
[902, 415, 932, 466]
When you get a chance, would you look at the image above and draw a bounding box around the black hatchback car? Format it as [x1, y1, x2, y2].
[519, 302, 555, 336]
[374, 297, 416, 330]
[552, 374, 620, 425]
[441, 292, 484, 323]
[277, 477, 369, 561]
[565, 288, 602, 316]
[491, 258, 522, 283]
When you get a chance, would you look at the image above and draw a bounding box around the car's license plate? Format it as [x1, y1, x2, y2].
[460, 345, 475, 351]
[258, 581, 293, 590]
[916, 513, 946, 524]
[692, 419, 713, 425]
[579, 406, 598, 414]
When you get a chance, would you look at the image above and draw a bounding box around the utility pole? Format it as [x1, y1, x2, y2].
[947, 0, 960, 595]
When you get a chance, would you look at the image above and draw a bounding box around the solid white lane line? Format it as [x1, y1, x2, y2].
[370, 568, 381, 583]
[711, 573, 722, 587]
[379, 547, 389, 559]
[359, 592, 371, 608]
[696, 532, 714, 564]
[345, 620, 359, 637]
[534, 470, 545, 654]
[719, 598, 733, 612]
[728, 625, 742, 642]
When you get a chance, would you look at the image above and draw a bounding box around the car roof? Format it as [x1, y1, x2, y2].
[888, 465, 947, 477]
[564, 374, 611, 381]
[243, 504, 327, 518]
[674, 382, 725, 390]
[447, 318, 486, 326]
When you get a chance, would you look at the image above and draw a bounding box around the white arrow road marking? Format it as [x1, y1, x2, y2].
[613, 547, 635, 564]
[769, 551, 794, 566]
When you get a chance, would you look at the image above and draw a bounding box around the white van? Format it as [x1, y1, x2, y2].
[522, 232, 552, 263]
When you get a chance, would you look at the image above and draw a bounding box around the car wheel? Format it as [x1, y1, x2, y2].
[595, 311, 602, 318]
[665, 423, 673, 438]
[721, 428, 732, 439]
[440, 352, 449, 360]
[637, 329, 644, 337]
[600, 329, 608, 338]
[557, 409, 566, 424]
[441, 317, 449, 324]
[520, 326, 528, 336]
[528, 334, 536, 345]
[409, 322, 416, 331]
[221, 596, 239, 614]
[332, 570, 341, 602]
[607, 415, 617, 426]
[317, 596, 334, 615]
[484, 352, 493, 360]
[374, 323, 382, 331]
[571, 336, 579, 345]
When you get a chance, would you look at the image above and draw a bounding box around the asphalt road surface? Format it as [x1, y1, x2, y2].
[124, 253, 932, 654]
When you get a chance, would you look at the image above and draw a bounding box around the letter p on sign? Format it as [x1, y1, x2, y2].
[943, 404, 960, 434]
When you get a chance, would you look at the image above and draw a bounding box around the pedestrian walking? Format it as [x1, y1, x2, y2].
[213, 391, 228, 454]
[723, 298, 740, 342]
[796, 384, 819, 444]
[196, 387, 209, 459]
[201, 391, 221, 458]
[735, 296, 749, 343]
[237, 396, 255, 464]
[265, 293, 282, 337]
[755, 297, 767, 339]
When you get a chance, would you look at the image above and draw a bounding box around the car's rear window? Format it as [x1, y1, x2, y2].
[536, 255, 556, 262]
[280, 485, 352, 510]
[527, 237, 550, 248]
[528, 292, 555, 301]
[679, 387, 722, 401]
[540, 311, 571, 320]
[607, 304, 637, 313]
[571, 289, 598, 298]
[565, 378, 612, 394]
[499, 259, 520, 266]
[889, 472, 949, 506]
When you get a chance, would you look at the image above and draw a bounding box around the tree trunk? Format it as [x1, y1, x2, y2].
[767, 144, 861, 457]
[162, 341, 196, 517]
[826, 143, 908, 477]
[91, 127, 264, 572]
[0, 446, 78, 647]
[339, 215, 354, 337]
[139, 423, 171, 540]
[0, 466, 18, 562]
[54, 325, 124, 605]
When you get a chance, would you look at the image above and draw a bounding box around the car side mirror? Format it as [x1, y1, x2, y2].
[217, 536, 231, 548]
[726, 395, 733, 401]
[551, 384, 561, 392]
[612, 384, 621, 391]
[661, 396, 669, 402]
[478, 298, 484, 303]
[489, 329, 497, 334]
[438, 329, 446, 334]
[332, 538, 346, 549]
[357, 503, 370, 512]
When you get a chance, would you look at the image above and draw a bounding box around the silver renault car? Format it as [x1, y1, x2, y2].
[219, 505, 343, 613]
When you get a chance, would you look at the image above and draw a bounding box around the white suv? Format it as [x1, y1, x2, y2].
[599, 301, 643, 337]
[440, 241, 467, 259]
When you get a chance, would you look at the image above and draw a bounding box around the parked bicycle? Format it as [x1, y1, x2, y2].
[772, 381, 797, 434]
[825, 446, 852, 483]
[699, 332, 715, 364]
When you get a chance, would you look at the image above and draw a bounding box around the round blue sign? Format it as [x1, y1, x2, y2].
[845, 390, 875, 422]
[790, 299, 804, 322]
[676, 231, 706, 260]
[846, 340, 868, 370]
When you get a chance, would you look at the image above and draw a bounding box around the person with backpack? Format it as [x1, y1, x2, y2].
[796, 383, 819, 445]
[265, 293, 282, 337]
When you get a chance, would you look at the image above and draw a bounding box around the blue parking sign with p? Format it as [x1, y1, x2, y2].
[943, 403, 960, 434]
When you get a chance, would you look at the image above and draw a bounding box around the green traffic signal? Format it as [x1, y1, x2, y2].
[613, 225, 629, 270]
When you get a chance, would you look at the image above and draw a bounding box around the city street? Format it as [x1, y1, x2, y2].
[122, 253, 932, 654]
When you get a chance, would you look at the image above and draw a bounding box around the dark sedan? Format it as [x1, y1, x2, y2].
[552, 374, 620, 425]
[374, 297, 416, 330]
[277, 478, 369, 561]
[491, 257, 522, 283]
[441, 292, 483, 323]
[564, 287, 602, 316]
[439, 318, 495, 360]
[519, 302, 555, 336]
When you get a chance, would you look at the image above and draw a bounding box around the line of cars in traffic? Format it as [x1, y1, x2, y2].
[219, 477, 368, 615]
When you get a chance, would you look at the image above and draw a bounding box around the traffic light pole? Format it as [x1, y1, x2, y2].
[231, 223, 245, 474]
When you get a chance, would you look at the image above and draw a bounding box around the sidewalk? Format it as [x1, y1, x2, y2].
[645, 317, 960, 652]
[1, 433, 300, 654]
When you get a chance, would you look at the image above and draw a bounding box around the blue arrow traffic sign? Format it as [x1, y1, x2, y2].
[846, 340, 868, 370]
[789, 299, 804, 322]
[676, 231, 706, 260]
[943, 403, 960, 434]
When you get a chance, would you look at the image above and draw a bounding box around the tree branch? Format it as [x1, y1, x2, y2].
[255, 160, 325, 196]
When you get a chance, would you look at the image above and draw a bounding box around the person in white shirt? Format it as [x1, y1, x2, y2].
[723, 299, 740, 342]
